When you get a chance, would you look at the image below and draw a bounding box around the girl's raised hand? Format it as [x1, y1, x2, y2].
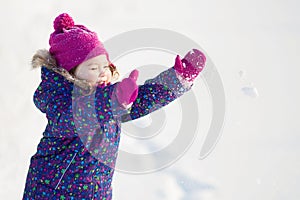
[115, 69, 139, 108]
[174, 49, 206, 82]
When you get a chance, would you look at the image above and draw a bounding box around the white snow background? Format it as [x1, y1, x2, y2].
[0, 0, 299, 199]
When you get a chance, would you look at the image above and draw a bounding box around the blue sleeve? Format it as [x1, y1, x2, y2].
[121, 67, 193, 123]
[94, 84, 131, 122]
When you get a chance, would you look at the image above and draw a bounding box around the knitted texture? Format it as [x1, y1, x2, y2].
[49, 13, 108, 71]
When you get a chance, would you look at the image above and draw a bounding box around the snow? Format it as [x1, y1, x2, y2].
[1, 0, 300, 199]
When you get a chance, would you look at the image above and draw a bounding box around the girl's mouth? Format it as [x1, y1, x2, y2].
[97, 81, 108, 88]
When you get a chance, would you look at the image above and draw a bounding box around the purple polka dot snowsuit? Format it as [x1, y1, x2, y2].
[22, 65, 192, 199]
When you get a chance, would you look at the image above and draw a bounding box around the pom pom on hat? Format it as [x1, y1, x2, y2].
[49, 13, 109, 71]
[53, 13, 75, 32]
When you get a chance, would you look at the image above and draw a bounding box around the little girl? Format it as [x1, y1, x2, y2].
[22, 13, 206, 199]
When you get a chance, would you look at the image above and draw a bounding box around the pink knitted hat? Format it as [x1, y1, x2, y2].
[49, 13, 109, 71]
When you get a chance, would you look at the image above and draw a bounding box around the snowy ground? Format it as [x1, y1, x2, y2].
[1, 0, 300, 199]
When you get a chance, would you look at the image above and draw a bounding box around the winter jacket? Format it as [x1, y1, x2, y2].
[22, 50, 193, 200]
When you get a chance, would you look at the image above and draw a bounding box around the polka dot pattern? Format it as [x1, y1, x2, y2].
[23, 66, 192, 199]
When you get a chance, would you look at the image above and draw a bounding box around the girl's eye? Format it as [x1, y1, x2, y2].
[90, 67, 98, 70]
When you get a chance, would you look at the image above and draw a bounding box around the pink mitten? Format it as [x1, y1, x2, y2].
[115, 69, 139, 108]
[174, 49, 206, 82]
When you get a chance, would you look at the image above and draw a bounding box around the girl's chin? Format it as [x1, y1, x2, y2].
[96, 81, 111, 88]
[98, 82, 106, 87]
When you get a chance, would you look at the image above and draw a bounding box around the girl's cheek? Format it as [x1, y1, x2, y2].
[88, 73, 99, 82]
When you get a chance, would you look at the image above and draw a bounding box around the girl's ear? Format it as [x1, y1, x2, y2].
[108, 63, 120, 82]
[111, 71, 120, 82]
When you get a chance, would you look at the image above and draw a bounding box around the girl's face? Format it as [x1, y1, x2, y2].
[74, 55, 112, 86]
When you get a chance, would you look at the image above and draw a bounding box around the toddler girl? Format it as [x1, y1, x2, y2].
[22, 13, 206, 199]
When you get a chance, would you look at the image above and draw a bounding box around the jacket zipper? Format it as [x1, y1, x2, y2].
[54, 152, 77, 190]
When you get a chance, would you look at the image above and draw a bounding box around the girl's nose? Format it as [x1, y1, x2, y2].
[99, 70, 106, 77]
[99, 67, 109, 76]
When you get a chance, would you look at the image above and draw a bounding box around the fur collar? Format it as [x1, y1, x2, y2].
[32, 49, 92, 91]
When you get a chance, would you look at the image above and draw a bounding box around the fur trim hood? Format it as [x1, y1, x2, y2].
[32, 49, 92, 91]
